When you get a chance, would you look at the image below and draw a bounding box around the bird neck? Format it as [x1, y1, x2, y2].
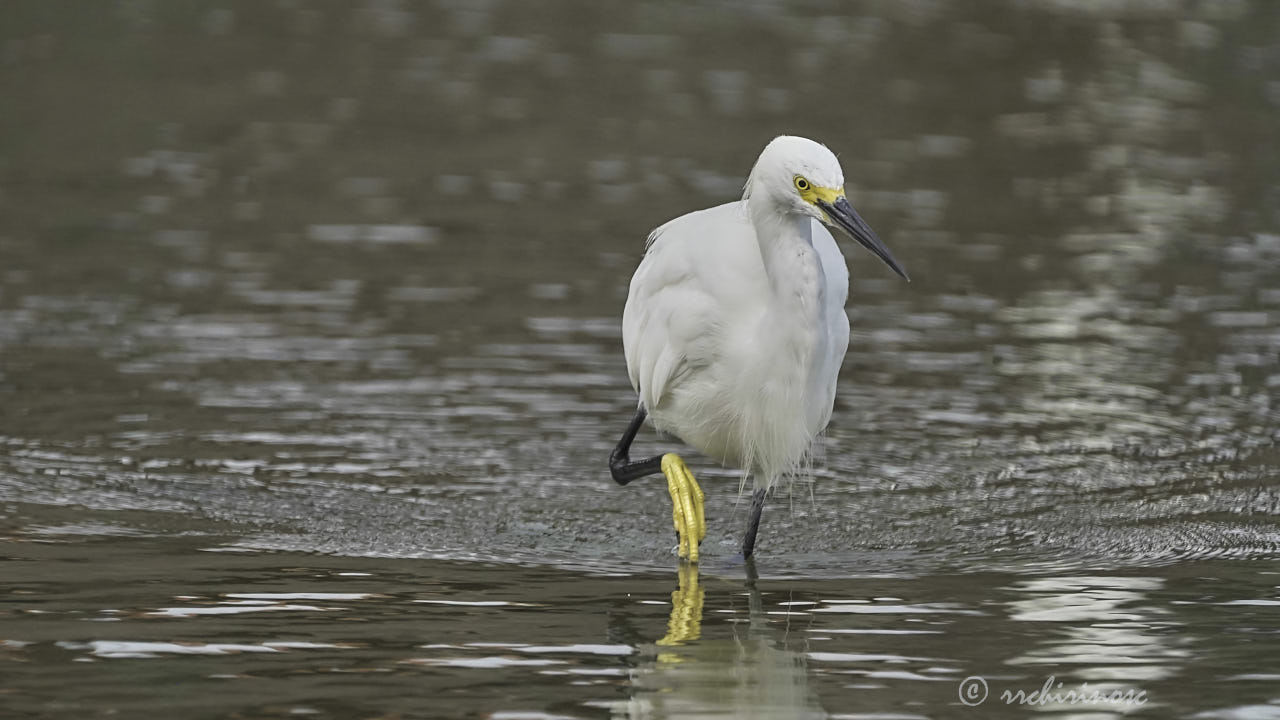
[747, 201, 823, 311]
[738, 198, 827, 483]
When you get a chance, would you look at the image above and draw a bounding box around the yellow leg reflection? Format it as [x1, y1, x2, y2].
[622, 562, 827, 718]
[656, 563, 703, 659]
[660, 453, 706, 563]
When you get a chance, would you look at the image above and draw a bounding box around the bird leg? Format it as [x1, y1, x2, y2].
[661, 453, 706, 562]
[609, 407, 663, 485]
[742, 488, 767, 558]
[609, 406, 705, 562]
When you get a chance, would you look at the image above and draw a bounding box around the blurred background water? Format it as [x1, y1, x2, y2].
[2, 1, 1279, 718]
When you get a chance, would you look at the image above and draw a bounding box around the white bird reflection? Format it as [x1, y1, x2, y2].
[613, 564, 825, 720]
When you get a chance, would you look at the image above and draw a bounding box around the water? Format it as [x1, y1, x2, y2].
[4, 534, 1279, 719]
[2, 1, 1279, 717]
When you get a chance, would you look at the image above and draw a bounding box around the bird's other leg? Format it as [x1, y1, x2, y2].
[609, 406, 706, 563]
[742, 488, 767, 558]
[609, 406, 663, 485]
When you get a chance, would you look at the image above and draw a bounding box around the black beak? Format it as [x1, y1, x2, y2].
[818, 196, 909, 281]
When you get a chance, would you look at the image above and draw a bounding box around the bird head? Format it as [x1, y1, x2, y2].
[744, 135, 909, 281]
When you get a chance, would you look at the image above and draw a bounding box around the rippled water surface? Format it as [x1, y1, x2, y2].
[2, 1, 1279, 718]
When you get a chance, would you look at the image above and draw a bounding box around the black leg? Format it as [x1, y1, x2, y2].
[609, 406, 664, 486]
[742, 488, 767, 558]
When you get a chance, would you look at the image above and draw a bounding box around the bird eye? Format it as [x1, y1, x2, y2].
[794, 176, 810, 192]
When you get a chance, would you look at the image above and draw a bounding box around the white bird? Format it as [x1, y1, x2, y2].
[609, 135, 909, 562]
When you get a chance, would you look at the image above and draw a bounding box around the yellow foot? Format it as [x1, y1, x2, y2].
[661, 453, 706, 563]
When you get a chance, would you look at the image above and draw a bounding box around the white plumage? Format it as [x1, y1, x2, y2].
[623, 200, 849, 487]
[615, 135, 907, 558]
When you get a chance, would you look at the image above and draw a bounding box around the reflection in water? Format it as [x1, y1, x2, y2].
[1006, 575, 1187, 711]
[656, 563, 705, 651]
[3, 531, 1280, 719]
[618, 563, 824, 720]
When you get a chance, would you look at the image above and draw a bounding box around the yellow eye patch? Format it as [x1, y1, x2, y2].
[794, 175, 844, 205]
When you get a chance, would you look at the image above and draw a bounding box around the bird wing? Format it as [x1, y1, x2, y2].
[622, 201, 763, 413]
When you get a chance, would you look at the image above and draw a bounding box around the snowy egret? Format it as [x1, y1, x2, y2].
[610, 135, 909, 562]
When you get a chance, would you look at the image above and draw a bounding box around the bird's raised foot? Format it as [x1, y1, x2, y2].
[660, 453, 705, 563]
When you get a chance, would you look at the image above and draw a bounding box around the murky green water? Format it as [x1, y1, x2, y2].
[2, 1, 1279, 718]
